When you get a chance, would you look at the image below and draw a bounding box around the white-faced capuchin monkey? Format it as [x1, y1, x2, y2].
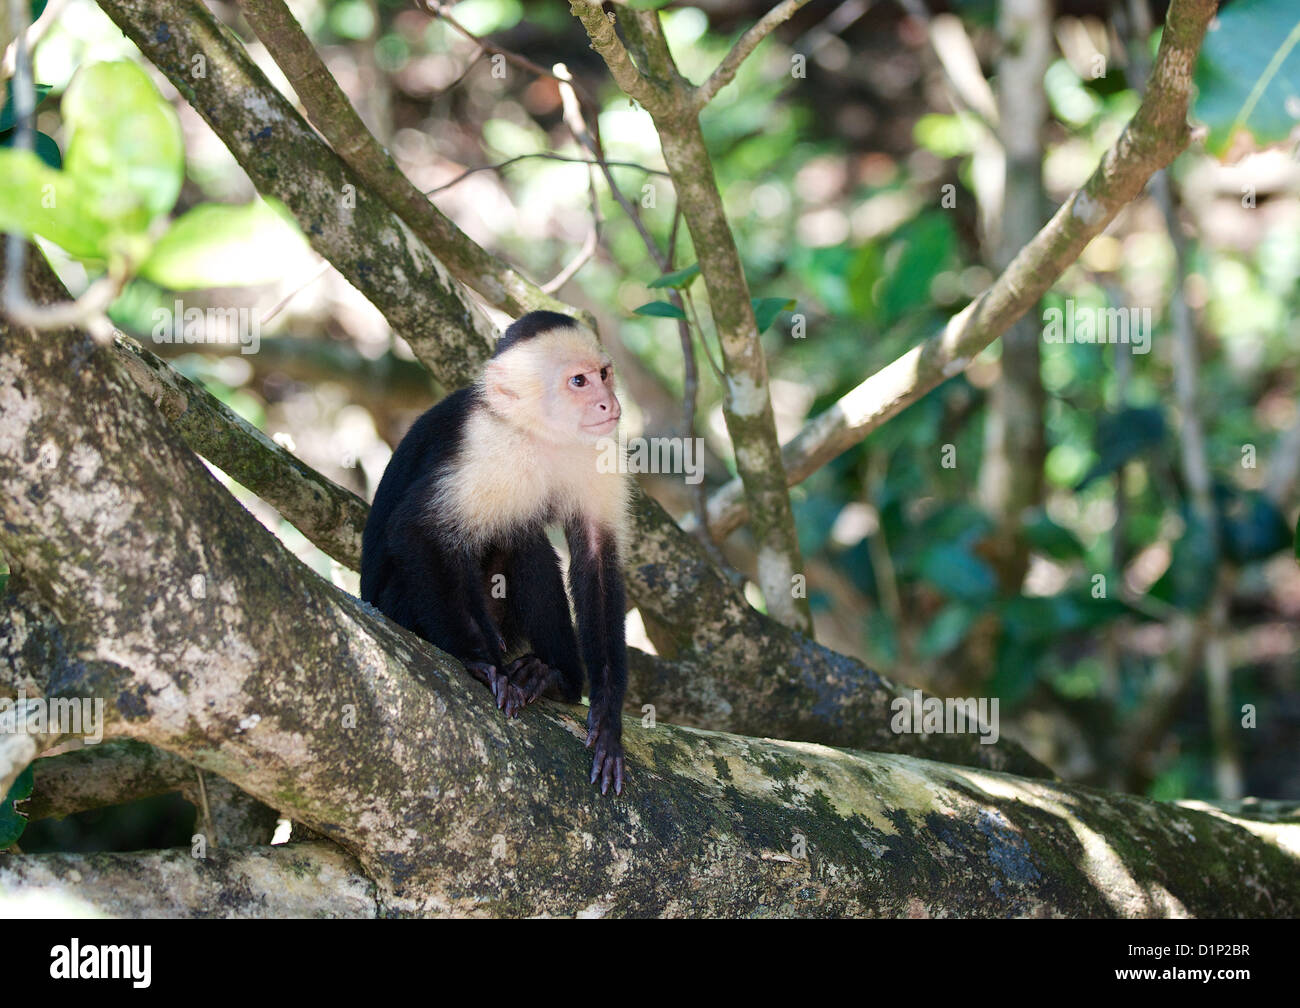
[361, 311, 630, 794]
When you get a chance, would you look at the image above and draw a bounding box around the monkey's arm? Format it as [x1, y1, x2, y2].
[500, 532, 585, 705]
[565, 521, 627, 795]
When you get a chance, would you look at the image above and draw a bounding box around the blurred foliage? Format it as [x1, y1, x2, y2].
[0, 59, 305, 284]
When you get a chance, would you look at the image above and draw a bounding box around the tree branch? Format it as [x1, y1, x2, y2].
[695, 0, 813, 108]
[113, 333, 368, 570]
[574, 4, 814, 633]
[567, 1, 664, 113]
[0, 842, 377, 917]
[699, 0, 1218, 540]
[234, 0, 577, 322]
[5, 268, 1296, 916]
[19, 741, 194, 822]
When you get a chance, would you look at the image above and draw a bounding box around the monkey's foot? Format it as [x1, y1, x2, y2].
[464, 660, 528, 719]
[501, 654, 562, 717]
[586, 711, 625, 796]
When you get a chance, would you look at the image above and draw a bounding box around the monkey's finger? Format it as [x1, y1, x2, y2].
[613, 758, 624, 796]
[522, 662, 556, 702]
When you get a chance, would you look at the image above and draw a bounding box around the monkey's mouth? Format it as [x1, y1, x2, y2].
[585, 413, 620, 432]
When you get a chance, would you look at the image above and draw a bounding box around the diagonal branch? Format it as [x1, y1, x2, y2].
[698, 0, 1218, 539]
[112, 334, 368, 569]
[235, 0, 578, 323]
[695, 0, 814, 108]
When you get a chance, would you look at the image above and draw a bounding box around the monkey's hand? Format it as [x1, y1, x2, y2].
[499, 654, 563, 718]
[586, 705, 625, 796]
[464, 660, 529, 719]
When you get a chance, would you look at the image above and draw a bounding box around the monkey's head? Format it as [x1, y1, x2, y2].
[483, 311, 621, 446]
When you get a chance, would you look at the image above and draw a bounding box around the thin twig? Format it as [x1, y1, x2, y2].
[424, 152, 668, 196]
[193, 766, 219, 847]
[695, 0, 814, 108]
[555, 62, 666, 270]
[434, 45, 484, 98]
[261, 258, 334, 326]
[542, 226, 597, 294]
[423, 1, 598, 106]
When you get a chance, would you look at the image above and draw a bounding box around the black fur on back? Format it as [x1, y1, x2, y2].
[491, 310, 579, 359]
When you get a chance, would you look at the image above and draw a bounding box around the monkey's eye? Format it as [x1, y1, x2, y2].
[570, 374, 587, 388]
[600, 366, 610, 381]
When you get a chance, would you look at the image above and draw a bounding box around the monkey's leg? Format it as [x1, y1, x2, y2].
[500, 533, 585, 711]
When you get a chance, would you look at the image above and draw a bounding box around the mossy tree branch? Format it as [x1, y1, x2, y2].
[2, 240, 1295, 918]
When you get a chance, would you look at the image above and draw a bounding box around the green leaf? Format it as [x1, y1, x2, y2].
[1022, 509, 1086, 561]
[0, 148, 110, 259]
[1074, 406, 1165, 491]
[752, 296, 796, 332]
[0, 82, 53, 132]
[918, 602, 978, 658]
[63, 61, 184, 232]
[1194, 0, 1300, 156]
[917, 542, 997, 602]
[1217, 487, 1292, 564]
[1149, 508, 1217, 610]
[141, 200, 310, 289]
[879, 213, 955, 322]
[0, 764, 34, 850]
[647, 263, 700, 289]
[632, 301, 687, 320]
[0, 128, 62, 169]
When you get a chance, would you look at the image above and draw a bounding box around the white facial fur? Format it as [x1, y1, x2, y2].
[430, 325, 630, 551]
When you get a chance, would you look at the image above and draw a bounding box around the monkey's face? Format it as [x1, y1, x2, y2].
[483, 325, 621, 447]
[566, 358, 621, 440]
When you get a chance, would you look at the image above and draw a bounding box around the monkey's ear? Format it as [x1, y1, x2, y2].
[483, 358, 520, 404]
